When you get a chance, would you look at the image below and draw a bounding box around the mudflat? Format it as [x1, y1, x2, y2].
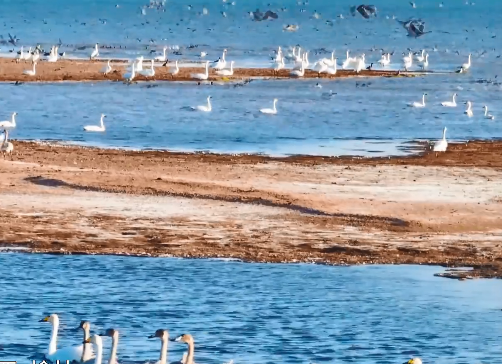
[1, 140, 501, 279]
[0, 57, 424, 82]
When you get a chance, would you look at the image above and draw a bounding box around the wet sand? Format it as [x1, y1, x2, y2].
[0, 57, 428, 82]
[1, 140, 501, 279]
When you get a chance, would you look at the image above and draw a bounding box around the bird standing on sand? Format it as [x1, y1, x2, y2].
[90, 44, 99, 60]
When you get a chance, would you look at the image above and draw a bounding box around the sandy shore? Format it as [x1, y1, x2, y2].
[0, 140, 501, 279]
[0, 58, 428, 82]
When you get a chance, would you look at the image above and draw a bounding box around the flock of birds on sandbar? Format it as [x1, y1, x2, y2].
[37, 314, 233, 364]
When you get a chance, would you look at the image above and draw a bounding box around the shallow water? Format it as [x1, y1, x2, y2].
[0, 253, 501, 364]
[2, 0, 502, 156]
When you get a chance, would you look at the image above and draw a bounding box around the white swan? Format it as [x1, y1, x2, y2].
[403, 52, 413, 71]
[484, 105, 495, 120]
[172, 334, 230, 364]
[155, 46, 168, 62]
[302, 51, 310, 68]
[23, 47, 33, 61]
[48, 46, 58, 63]
[461, 53, 471, 71]
[84, 114, 106, 132]
[290, 62, 305, 77]
[191, 61, 210, 80]
[318, 51, 336, 67]
[274, 58, 285, 73]
[170, 60, 180, 76]
[83, 335, 103, 364]
[191, 96, 212, 112]
[123, 63, 136, 82]
[342, 50, 356, 69]
[135, 56, 144, 72]
[0, 112, 17, 130]
[90, 44, 99, 60]
[433, 127, 448, 153]
[23, 62, 36, 76]
[326, 59, 338, 75]
[314, 61, 328, 74]
[416, 49, 425, 62]
[260, 98, 278, 114]
[409, 93, 426, 108]
[40, 314, 87, 363]
[293, 47, 303, 63]
[1, 130, 14, 160]
[100, 329, 119, 364]
[32, 50, 40, 63]
[78, 321, 96, 362]
[273, 46, 283, 64]
[464, 101, 473, 117]
[441, 93, 457, 107]
[213, 49, 227, 70]
[355, 54, 365, 73]
[216, 61, 234, 76]
[141, 60, 155, 77]
[419, 53, 429, 70]
[101, 60, 112, 75]
[378, 53, 390, 67]
[17, 46, 25, 62]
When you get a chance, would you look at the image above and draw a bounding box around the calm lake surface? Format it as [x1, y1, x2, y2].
[1, 0, 502, 156]
[0, 253, 501, 364]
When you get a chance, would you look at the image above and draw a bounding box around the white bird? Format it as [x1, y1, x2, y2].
[342, 50, 356, 69]
[314, 61, 328, 74]
[155, 46, 168, 62]
[302, 51, 310, 68]
[378, 53, 390, 67]
[216, 61, 234, 76]
[170, 60, 180, 76]
[213, 49, 227, 70]
[273, 46, 283, 63]
[101, 60, 112, 75]
[100, 329, 119, 364]
[90, 44, 99, 60]
[191, 61, 210, 80]
[483, 105, 495, 120]
[290, 62, 305, 77]
[141, 60, 155, 77]
[433, 127, 448, 154]
[23, 62, 37, 76]
[1, 130, 14, 160]
[355, 54, 366, 73]
[40, 314, 91, 363]
[0, 112, 17, 130]
[293, 47, 303, 63]
[84, 114, 106, 132]
[416, 49, 425, 62]
[460, 53, 471, 71]
[17, 46, 25, 62]
[83, 335, 104, 364]
[123, 63, 136, 82]
[135, 56, 144, 72]
[47, 46, 58, 62]
[464, 101, 473, 117]
[32, 50, 40, 63]
[419, 53, 429, 70]
[403, 52, 413, 71]
[191, 96, 212, 112]
[318, 51, 336, 67]
[200, 51, 207, 58]
[441, 93, 457, 107]
[23, 47, 33, 61]
[260, 98, 278, 114]
[409, 93, 426, 108]
[274, 58, 285, 73]
[326, 59, 338, 75]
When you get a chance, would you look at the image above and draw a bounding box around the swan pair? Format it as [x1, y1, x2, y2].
[84, 330, 119, 364]
[378, 53, 391, 67]
[213, 49, 227, 70]
[84, 114, 106, 132]
[40, 314, 95, 363]
[191, 96, 212, 112]
[1, 130, 14, 159]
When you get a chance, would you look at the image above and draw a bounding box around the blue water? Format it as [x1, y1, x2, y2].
[1, 0, 502, 155]
[0, 253, 501, 364]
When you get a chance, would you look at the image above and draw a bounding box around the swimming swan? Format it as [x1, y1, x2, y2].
[90, 44, 99, 60]
[155, 46, 168, 62]
[433, 127, 448, 154]
[191, 96, 212, 112]
[171, 334, 233, 364]
[1, 130, 14, 160]
[100, 329, 119, 364]
[464, 101, 473, 117]
[216, 61, 234, 76]
[409, 93, 426, 108]
[484, 105, 495, 120]
[78, 321, 96, 362]
[23, 62, 37, 76]
[84, 114, 106, 132]
[191, 61, 210, 80]
[260, 98, 278, 114]
[83, 335, 104, 364]
[170, 60, 180, 77]
[101, 60, 112, 75]
[460, 53, 471, 71]
[0, 112, 17, 130]
[441, 93, 457, 107]
[40, 314, 88, 363]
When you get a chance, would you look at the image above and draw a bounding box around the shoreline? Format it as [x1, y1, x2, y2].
[0, 57, 436, 82]
[0, 140, 501, 279]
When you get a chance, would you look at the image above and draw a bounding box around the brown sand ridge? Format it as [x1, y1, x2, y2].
[1, 140, 502, 279]
[0, 57, 428, 82]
